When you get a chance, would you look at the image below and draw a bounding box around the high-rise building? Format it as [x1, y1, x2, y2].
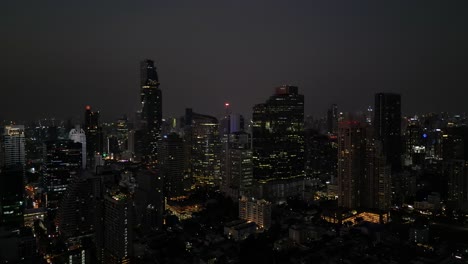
[183, 108, 220, 186]
[327, 104, 338, 134]
[84, 106, 103, 165]
[103, 191, 134, 264]
[43, 140, 82, 210]
[1, 126, 26, 230]
[338, 121, 367, 209]
[252, 85, 305, 184]
[365, 139, 392, 211]
[374, 93, 402, 172]
[338, 120, 391, 210]
[159, 133, 185, 199]
[445, 160, 468, 210]
[140, 59, 162, 162]
[55, 172, 101, 239]
[221, 132, 253, 199]
[239, 196, 271, 229]
[69, 125, 87, 169]
[3, 125, 26, 167]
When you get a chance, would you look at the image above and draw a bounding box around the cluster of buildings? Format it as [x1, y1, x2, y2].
[1, 59, 468, 263]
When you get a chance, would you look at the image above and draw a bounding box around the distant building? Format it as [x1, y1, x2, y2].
[183, 108, 220, 186]
[140, 59, 162, 162]
[1, 126, 26, 230]
[327, 104, 338, 134]
[239, 196, 271, 229]
[224, 220, 256, 241]
[84, 105, 103, 165]
[159, 133, 185, 199]
[69, 125, 87, 169]
[221, 132, 253, 199]
[103, 191, 134, 264]
[374, 93, 402, 172]
[338, 120, 391, 210]
[252, 85, 305, 200]
[43, 140, 82, 210]
[3, 125, 25, 167]
[445, 160, 468, 210]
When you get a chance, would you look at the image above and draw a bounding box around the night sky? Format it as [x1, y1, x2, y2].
[1, 1, 467, 122]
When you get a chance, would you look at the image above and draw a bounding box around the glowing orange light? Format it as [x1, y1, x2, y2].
[85, 105, 91, 110]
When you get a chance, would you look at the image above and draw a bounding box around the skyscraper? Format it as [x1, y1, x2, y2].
[3, 125, 26, 167]
[183, 108, 220, 186]
[140, 59, 162, 163]
[159, 133, 185, 199]
[221, 132, 253, 198]
[69, 125, 87, 169]
[252, 85, 305, 182]
[327, 104, 338, 134]
[338, 120, 391, 210]
[374, 93, 402, 172]
[337, 120, 367, 209]
[1, 126, 26, 230]
[103, 191, 134, 264]
[84, 105, 103, 165]
[43, 140, 82, 210]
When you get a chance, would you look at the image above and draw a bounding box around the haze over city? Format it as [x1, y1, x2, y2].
[1, 0, 468, 121]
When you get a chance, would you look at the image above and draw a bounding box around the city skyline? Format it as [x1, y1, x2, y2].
[1, 1, 468, 121]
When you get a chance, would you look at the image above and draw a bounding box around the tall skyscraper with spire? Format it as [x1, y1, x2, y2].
[140, 59, 162, 162]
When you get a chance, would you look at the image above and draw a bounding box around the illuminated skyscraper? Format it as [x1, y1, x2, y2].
[374, 93, 402, 172]
[252, 85, 305, 182]
[3, 125, 25, 167]
[183, 108, 220, 186]
[140, 59, 162, 162]
[69, 125, 87, 169]
[221, 132, 253, 198]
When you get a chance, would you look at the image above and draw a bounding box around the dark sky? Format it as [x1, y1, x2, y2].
[1, 0, 467, 122]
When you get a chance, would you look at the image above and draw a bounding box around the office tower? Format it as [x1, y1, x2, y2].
[404, 118, 425, 165]
[55, 172, 101, 238]
[338, 120, 391, 211]
[305, 129, 337, 178]
[103, 191, 134, 264]
[239, 196, 271, 229]
[159, 133, 185, 199]
[69, 125, 87, 169]
[374, 93, 402, 172]
[183, 108, 220, 186]
[84, 105, 104, 164]
[365, 139, 392, 211]
[252, 85, 305, 182]
[140, 59, 162, 163]
[221, 132, 253, 199]
[327, 104, 338, 134]
[43, 140, 82, 210]
[445, 160, 468, 210]
[1, 126, 26, 230]
[338, 120, 367, 209]
[3, 125, 26, 167]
